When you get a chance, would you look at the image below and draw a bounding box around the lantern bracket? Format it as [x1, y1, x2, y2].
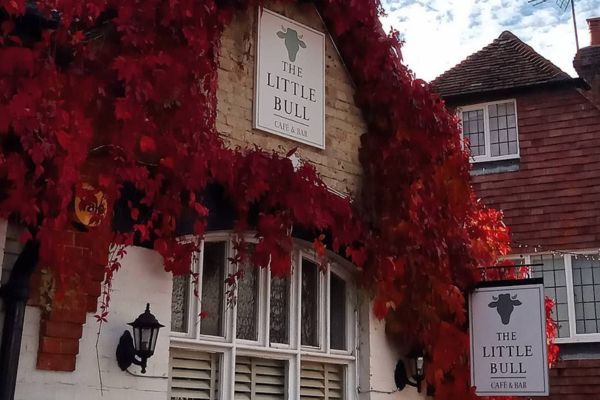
[394, 353, 425, 393]
[116, 330, 148, 373]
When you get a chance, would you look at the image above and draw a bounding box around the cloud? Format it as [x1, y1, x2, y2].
[380, 0, 597, 81]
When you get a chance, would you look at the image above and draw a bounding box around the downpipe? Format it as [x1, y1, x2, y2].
[0, 240, 40, 400]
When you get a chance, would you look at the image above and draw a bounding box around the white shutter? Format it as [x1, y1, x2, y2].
[300, 362, 344, 400]
[170, 349, 220, 400]
[234, 356, 286, 399]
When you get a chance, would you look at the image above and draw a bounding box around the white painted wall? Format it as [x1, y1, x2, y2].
[358, 296, 426, 400]
[2, 238, 427, 400]
[13, 246, 173, 400]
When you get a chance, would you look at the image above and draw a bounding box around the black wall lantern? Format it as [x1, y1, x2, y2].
[394, 350, 425, 393]
[116, 303, 164, 373]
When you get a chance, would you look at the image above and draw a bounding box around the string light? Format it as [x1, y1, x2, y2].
[511, 240, 600, 262]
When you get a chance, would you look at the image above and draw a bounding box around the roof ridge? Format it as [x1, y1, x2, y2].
[502, 31, 570, 79]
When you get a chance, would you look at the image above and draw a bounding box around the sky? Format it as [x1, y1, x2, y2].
[380, 0, 599, 81]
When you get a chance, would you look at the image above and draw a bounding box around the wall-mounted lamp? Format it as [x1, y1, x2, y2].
[116, 303, 164, 373]
[394, 351, 425, 393]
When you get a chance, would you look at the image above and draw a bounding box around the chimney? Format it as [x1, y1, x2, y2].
[574, 17, 600, 101]
[590, 17, 600, 46]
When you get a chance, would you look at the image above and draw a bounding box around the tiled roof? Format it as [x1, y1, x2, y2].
[431, 31, 572, 98]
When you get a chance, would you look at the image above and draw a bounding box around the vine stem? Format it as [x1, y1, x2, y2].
[94, 242, 127, 396]
[95, 320, 104, 396]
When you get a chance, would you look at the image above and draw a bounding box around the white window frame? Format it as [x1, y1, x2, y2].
[507, 251, 600, 344]
[169, 232, 358, 400]
[459, 99, 520, 163]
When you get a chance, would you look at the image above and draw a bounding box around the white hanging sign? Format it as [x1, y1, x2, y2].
[254, 7, 326, 149]
[469, 280, 549, 396]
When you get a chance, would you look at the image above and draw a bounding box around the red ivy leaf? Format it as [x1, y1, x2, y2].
[139, 135, 157, 153]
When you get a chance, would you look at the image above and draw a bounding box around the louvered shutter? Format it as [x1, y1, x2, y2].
[234, 356, 286, 399]
[170, 349, 220, 400]
[300, 362, 344, 400]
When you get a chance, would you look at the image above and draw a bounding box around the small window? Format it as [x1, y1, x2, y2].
[571, 258, 600, 334]
[269, 274, 290, 344]
[200, 241, 226, 336]
[301, 259, 320, 347]
[460, 100, 519, 162]
[330, 273, 346, 350]
[530, 254, 569, 338]
[171, 274, 190, 333]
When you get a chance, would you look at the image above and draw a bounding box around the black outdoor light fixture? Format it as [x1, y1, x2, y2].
[116, 303, 164, 373]
[394, 350, 425, 393]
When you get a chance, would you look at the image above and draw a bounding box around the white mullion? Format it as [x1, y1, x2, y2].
[325, 267, 331, 354]
[565, 254, 577, 338]
[262, 267, 270, 346]
[290, 251, 298, 350]
[228, 239, 238, 400]
[483, 105, 491, 158]
[295, 250, 303, 400]
[226, 348, 236, 400]
[292, 354, 300, 400]
[319, 260, 326, 352]
[209, 353, 217, 400]
[196, 240, 206, 340]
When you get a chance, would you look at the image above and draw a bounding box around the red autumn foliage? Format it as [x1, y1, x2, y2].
[0, 0, 557, 398]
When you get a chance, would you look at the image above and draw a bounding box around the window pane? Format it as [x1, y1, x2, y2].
[488, 101, 518, 156]
[530, 255, 569, 338]
[171, 274, 190, 333]
[236, 251, 259, 341]
[330, 273, 347, 350]
[200, 242, 226, 336]
[462, 109, 485, 156]
[270, 275, 289, 344]
[301, 259, 320, 347]
[572, 258, 600, 334]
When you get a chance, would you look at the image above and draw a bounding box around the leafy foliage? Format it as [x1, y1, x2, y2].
[0, 0, 557, 398]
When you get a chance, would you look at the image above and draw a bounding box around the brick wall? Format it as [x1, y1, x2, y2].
[472, 87, 600, 251]
[538, 360, 600, 399]
[216, 1, 367, 196]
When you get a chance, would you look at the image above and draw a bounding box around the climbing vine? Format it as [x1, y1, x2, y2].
[0, 0, 557, 398]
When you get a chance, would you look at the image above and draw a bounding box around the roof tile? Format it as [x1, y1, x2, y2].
[430, 31, 572, 98]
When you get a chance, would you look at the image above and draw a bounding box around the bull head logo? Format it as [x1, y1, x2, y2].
[277, 26, 306, 62]
[488, 293, 522, 325]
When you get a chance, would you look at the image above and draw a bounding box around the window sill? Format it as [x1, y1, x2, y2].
[554, 336, 600, 344]
[470, 157, 520, 176]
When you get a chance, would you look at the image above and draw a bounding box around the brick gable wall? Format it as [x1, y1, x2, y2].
[543, 360, 600, 399]
[470, 87, 600, 398]
[472, 87, 600, 251]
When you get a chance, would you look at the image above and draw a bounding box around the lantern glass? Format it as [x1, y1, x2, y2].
[129, 304, 164, 358]
[415, 356, 424, 376]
